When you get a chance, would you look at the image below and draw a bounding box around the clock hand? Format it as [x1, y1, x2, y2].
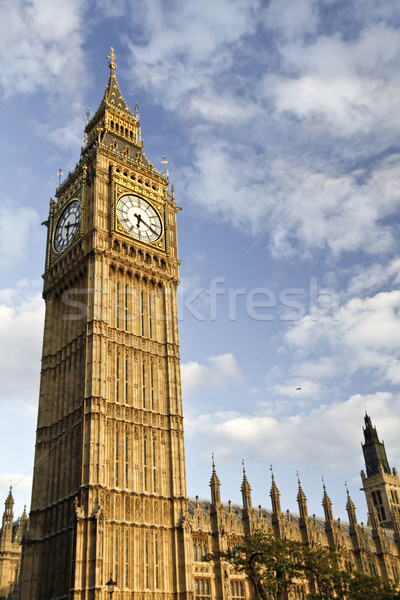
[146, 223, 159, 236]
[134, 213, 143, 229]
[133, 212, 159, 237]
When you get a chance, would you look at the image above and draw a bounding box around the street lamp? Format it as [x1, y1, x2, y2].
[106, 574, 116, 598]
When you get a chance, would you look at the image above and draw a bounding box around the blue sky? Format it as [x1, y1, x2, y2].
[1, 0, 400, 526]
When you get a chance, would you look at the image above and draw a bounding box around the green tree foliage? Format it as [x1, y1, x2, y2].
[207, 530, 400, 600]
[343, 571, 400, 600]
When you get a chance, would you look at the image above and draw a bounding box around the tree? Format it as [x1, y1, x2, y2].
[207, 530, 342, 600]
[343, 571, 400, 600]
[207, 530, 400, 600]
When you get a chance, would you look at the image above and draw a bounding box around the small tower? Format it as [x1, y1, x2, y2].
[0, 487, 23, 599]
[210, 456, 221, 508]
[0, 487, 14, 549]
[297, 475, 312, 545]
[322, 479, 337, 548]
[241, 462, 252, 512]
[346, 486, 357, 530]
[322, 481, 334, 526]
[360, 413, 400, 528]
[362, 413, 390, 476]
[270, 470, 281, 516]
[241, 462, 254, 535]
[297, 476, 308, 521]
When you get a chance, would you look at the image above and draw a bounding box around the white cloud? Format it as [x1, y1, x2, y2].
[183, 143, 400, 257]
[0, 0, 87, 101]
[0, 284, 44, 403]
[283, 289, 400, 385]
[0, 202, 40, 267]
[119, 1, 400, 260]
[126, 0, 259, 119]
[190, 391, 400, 473]
[264, 0, 318, 40]
[181, 353, 244, 396]
[347, 258, 400, 297]
[0, 474, 33, 495]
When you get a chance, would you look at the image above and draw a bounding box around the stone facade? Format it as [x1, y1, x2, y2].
[1, 50, 399, 599]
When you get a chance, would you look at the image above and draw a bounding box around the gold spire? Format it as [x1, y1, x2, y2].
[101, 47, 131, 115]
[107, 47, 118, 70]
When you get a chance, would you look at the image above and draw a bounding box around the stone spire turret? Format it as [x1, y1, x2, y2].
[346, 485, 357, 529]
[297, 475, 308, 520]
[0, 487, 14, 549]
[322, 480, 334, 526]
[270, 469, 281, 516]
[14, 505, 29, 544]
[241, 461, 252, 511]
[210, 456, 221, 507]
[2, 487, 13, 533]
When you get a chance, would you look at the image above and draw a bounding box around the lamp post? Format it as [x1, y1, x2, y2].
[106, 574, 116, 598]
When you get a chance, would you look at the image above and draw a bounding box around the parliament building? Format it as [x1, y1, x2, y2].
[1, 50, 400, 600]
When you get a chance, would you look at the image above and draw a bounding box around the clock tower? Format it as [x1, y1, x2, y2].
[19, 49, 191, 600]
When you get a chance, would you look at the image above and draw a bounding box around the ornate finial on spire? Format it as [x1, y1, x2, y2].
[270, 464, 275, 482]
[161, 155, 169, 177]
[242, 458, 245, 473]
[107, 47, 118, 69]
[135, 102, 140, 119]
[83, 108, 90, 147]
[57, 168, 63, 191]
[212, 452, 215, 466]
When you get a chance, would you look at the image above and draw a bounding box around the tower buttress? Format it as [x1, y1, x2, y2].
[369, 504, 381, 531]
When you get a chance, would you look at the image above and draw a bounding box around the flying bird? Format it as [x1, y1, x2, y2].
[296, 387, 302, 391]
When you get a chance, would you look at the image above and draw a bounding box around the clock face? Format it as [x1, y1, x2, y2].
[54, 200, 81, 253]
[117, 194, 162, 243]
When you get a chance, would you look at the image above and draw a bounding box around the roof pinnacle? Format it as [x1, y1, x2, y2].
[107, 47, 118, 70]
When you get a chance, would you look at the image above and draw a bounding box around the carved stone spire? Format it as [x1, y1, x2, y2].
[241, 461, 252, 511]
[270, 468, 281, 516]
[346, 485, 357, 529]
[322, 479, 334, 525]
[209, 455, 221, 506]
[297, 475, 308, 520]
[0, 486, 14, 547]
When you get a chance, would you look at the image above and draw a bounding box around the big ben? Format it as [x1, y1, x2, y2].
[19, 49, 192, 600]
